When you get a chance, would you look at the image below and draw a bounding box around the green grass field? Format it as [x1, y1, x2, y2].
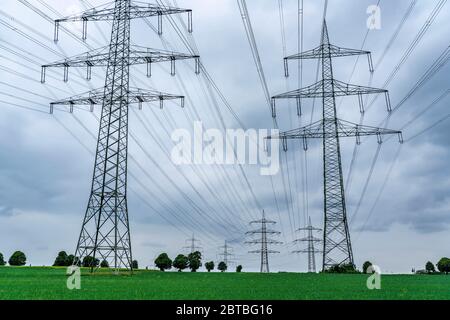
[0, 267, 449, 300]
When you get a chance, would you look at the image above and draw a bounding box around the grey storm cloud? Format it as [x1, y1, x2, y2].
[0, 0, 449, 273]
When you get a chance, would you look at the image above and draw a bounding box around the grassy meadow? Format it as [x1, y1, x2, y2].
[0, 267, 449, 300]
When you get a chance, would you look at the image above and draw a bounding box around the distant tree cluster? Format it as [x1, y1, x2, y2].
[153, 252, 242, 273]
[52, 251, 138, 270]
[323, 263, 359, 274]
[0, 251, 27, 266]
[53, 251, 76, 267]
[415, 258, 450, 275]
[154, 251, 204, 272]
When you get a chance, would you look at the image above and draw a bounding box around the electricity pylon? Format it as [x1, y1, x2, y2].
[218, 240, 235, 266]
[267, 21, 403, 271]
[245, 210, 282, 273]
[40, 0, 199, 271]
[292, 217, 322, 273]
[183, 234, 202, 254]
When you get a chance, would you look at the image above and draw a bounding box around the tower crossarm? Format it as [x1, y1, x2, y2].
[53, 2, 193, 41]
[41, 46, 199, 82]
[183, 245, 202, 251]
[249, 218, 277, 224]
[271, 79, 391, 114]
[267, 118, 403, 147]
[297, 226, 322, 232]
[249, 250, 280, 254]
[49, 87, 184, 113]
[293, 237, 322, 243]
[55, 2, 191, 22]
[292, 249, 323, 254]
[245, 229, 281, 235]
[284, 44, 373, 76]
[245, 239, 283, 245]
[286, 44, 370, 60]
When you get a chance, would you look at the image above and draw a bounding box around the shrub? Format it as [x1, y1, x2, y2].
[236, 265, 243, 273]
[0, 253, 5, 266]
[324, 263, 359, 274]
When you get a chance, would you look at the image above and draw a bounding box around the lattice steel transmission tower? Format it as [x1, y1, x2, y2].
[218, 240, 235, 266]
[267, 21, 403, 271]
[40, 0, 199, 271]
[183, 234, 202, 254]
[292, 217, 322, 273]
[245, 210, 282, 273]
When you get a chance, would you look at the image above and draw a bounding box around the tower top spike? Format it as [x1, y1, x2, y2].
[321, 20, 330, 45]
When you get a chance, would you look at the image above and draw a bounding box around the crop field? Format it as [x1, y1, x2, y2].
[0, 267, 449, 300]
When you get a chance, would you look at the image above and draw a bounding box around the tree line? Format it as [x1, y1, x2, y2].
[2, 250, 448, 274]
[0, 251, 27, 266]
[52, 251, 139, 269]
[154, 251, 243, 273]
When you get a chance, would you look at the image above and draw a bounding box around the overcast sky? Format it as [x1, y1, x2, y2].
[0, 0, 449, 273]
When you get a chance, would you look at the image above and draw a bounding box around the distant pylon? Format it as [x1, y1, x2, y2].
[245, 210, 282, 273]
[218, 240, 235, 266]
[183, 234, 202, 254]
[293, 217, 322, 273]
[41, 0, 199, 271]
[267, 20, 403, 271]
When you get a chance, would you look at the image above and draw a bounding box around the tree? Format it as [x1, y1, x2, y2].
[154, 253, 172, 271]
[218, 261, 227, 272]
[325, 263, 359, 274]
[205, 261, 214, 272]
[173, 254, 189, 272]
[82, 256, 99, 268]
[362, 261, 373, 274]
[132, 260, 139, 270]
[67, 255, 76, 266]
[437, 258, 450, 274]
[425, 261, 435, 274]
[188, 251, 202, 272]
[53, 251, 69, 267]
[8, 251, 26, 266]
[100, 260, 109, 268]
[0, 253, 5, 266]
[236, 265, 243, 273]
